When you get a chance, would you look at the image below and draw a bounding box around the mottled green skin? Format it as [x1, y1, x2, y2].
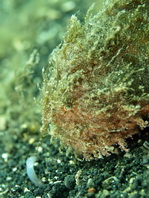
[41, 0, 149, 160]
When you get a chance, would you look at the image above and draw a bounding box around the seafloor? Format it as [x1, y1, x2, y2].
[0, 0, 149, 197]
[0, 127, 149, 197]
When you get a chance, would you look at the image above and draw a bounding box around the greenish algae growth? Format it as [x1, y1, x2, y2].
[0, 0, 97, 149]
[41, 0, 149, 160]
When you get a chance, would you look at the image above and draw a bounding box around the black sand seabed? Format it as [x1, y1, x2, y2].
[0, 127, 148, 198]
